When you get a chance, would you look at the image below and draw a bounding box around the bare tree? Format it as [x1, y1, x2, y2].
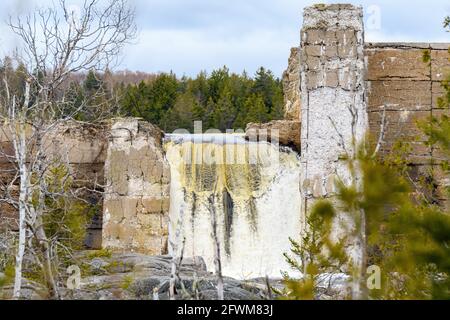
[208, 192, 224, 301]
[0, 0, 136, 299]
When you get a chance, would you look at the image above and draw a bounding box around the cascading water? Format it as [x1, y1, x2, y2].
[164, 133, 302, 279]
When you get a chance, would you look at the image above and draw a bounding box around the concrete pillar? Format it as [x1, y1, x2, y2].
[300, 4, 367, 220]
[102, 118, 171, 255]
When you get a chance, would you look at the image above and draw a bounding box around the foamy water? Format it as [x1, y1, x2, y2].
[164, 134, 303, 279]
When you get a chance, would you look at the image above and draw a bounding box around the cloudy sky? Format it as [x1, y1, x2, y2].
[0, 0, 449, 77]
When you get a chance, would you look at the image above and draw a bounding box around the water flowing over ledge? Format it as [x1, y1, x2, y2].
[164, 133, 303, 279]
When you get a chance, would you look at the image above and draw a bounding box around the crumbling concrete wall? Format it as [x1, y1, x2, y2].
[285, 40, 449, 209]
[366, 43, 450, 209]
[0, 122, 108, 247]
[1, 119, 172, 253]
[102, 119, 171, 255]
[299, 4, 368, 268]
[299, 4, 367, 204]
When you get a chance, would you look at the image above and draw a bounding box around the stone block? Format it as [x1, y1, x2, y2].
[368, 110, 431, 144]
[324, 30, 337, 46]
[336, 30, 356, 44]
[137, 214, 163, 236]
[338, 42, 357, 58]
[325, 71, 339, 87]
[162, 198, 171, 212]
[306, 71, 320, 90]
[367, 80, 432, 112]
[141, 198, 163, 214]
[306, 56, 322, 70]
[432, 81, 447, 109]
[431, 49, 450, 82]
[366, 48, 430, 81]
[325, 45, 338, 58]
[245, 120, 301, 153]
[305, 45, 322, 57]
[305, 29, 325, 45]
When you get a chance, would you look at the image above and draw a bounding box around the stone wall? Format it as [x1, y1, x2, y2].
[366, 42, 450, 209]
[299, 3, 367, 202]
[283, 38, 449, 209]
[299, 5, 368, 268]
[283, 44, 449, 130]
[102, 119, 171, 255]
[1, 119, 172, 253]
[0, 122, 108, 247]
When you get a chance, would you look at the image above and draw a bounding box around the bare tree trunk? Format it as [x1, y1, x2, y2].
[209, 194, 224, 300]
[2, 0, 136, 300]
[352, 209, 368, 300]
[169, 258, 177, 300]
[170, 203, 186, 300]
[13, 124, 27, 299]
[35, 213, 59, 299]
[34, 132, 59, 300]
[265, 275, 273, 300]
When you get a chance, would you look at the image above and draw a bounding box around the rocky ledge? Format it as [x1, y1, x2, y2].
[245, 120, 301, 153]
[0, 252, 273, 300]
[1, 251, 350, 300]
[66, 252, 282, 300]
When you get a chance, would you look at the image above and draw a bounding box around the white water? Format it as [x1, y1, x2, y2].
[165, 134, 303, 279]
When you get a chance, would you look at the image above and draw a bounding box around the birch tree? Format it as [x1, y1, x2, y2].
[0, 0, 136, 299]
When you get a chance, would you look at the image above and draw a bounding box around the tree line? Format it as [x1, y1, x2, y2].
[63, 66, 285, 132]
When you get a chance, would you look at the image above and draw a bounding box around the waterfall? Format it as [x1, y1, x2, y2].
[165, 133, 302, 279]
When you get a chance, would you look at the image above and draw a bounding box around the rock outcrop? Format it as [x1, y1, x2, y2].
[0, 251, 347, 300]
[245, 120, 301, 153]
[102, 119, 171, 255]
[282, 47, 301, 121]
[68, 252, 274, 300]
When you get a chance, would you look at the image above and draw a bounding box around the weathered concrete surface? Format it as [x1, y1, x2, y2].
[366, 48, 430, 81]
[102, 118, 171, 255]
[0, 122, 108, 246]
[366, 43, 449, 206]
[245, 120, 301, 152]
[0, 122, 107, 167]
[282, 47, 301, 120]
[281, 42, 450, 130]
[300, 4, 367, 199]
[282, 40, 449, 209]
[299, 4, 368, 270]
[432, 49, 450, 82]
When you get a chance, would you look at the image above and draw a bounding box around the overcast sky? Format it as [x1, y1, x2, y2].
[0, 0, 449, 77]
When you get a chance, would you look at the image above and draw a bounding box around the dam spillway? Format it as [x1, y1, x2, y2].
[164, 133, 303, 279]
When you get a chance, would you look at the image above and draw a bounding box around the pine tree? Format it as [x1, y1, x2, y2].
[243, 94, 269, 124]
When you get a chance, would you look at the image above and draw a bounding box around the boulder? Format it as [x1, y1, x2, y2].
[245, 120, 301, 153]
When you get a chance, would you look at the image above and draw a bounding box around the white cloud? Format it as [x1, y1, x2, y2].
[0, 0, 449, 76]
[122, 26, 297, 77]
